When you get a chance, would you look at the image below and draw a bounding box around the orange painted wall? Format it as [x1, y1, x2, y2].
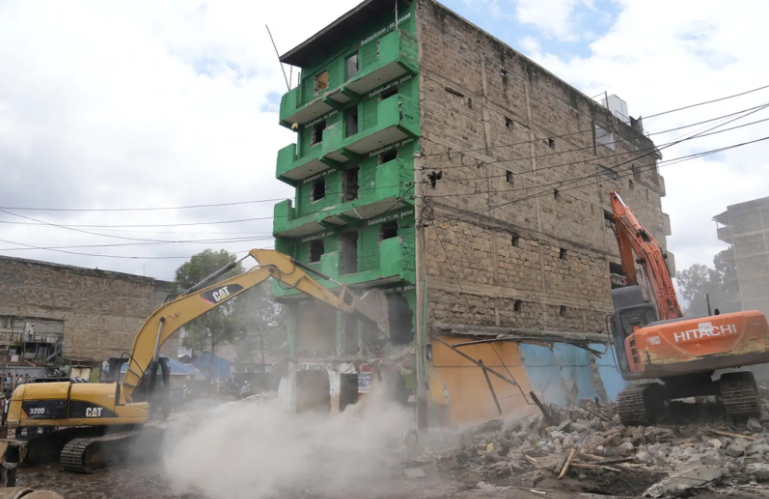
[430, 336, 537, 425]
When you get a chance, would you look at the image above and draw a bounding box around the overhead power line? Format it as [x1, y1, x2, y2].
[644, 83, 769, 119]
[426, 113, 769, 189]
[0, 198, 291, 213]
[2, 84, 766, 215]
[428, 134, 769, 225]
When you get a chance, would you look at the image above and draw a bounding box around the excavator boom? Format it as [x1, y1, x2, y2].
[611, 191, 682, 320]
[2, 248, 389, 477]
[122, 248, 387, 401]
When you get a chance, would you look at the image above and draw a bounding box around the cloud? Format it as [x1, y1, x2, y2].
[0, 0, 361, 280]
[510, 0, 769, 272]
[512, 0, 594, 41]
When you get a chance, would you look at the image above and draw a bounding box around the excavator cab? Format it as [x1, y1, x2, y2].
[105, 355, 171, 419]
[609, 286, 658, 374]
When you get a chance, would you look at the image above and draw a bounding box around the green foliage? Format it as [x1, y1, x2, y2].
[173, 249, 286, 372]
[676, 250, 740, 317]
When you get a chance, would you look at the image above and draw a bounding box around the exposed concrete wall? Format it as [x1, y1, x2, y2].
[415, 0, 669, 336]
[716, 198, 769, 315]
[0, 256, 175, 363]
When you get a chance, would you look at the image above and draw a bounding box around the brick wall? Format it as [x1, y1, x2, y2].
[0, 256, 175, 363]
[416, 0, 669, 335]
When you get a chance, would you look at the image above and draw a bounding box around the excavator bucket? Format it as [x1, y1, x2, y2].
[352, 288, 390, 339]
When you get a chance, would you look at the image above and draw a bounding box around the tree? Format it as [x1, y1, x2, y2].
[173, 249, 286, 378]
[231, 283, 286, 371]
[173, 249, 243, 378]
[676, 250, 740, 317]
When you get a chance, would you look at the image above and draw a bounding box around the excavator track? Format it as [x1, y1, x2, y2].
[60, 426, 163, 474]
[720, 371, 761, 421]
[617, 385, 651, 426]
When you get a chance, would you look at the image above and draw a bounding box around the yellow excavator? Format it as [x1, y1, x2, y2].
[0, 249, 388, 483]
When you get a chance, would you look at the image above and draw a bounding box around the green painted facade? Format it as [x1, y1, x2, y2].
[274, 1, 419, 355]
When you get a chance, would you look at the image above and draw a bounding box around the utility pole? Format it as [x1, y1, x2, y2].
[413, 151, 428, 431]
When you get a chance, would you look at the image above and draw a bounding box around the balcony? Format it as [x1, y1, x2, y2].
[279, 30, 418, 128]
[342, 30, 418, 97]
[329, 93, 419, 161]
[272, 237, 415, 299]
[276, 95, 418, 185]
[273, 159, 414, 238]
[717, 226, 733, 243]
[276, 125, 352, 184]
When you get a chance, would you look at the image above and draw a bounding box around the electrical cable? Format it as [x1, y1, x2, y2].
[423, 102, 769, 203]
[419, 85, 769, 158]
[428, 134, 769, 226]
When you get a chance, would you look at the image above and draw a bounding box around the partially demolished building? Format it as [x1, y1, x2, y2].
[715, 196, 769, 315]
[273, 0, 671, 424]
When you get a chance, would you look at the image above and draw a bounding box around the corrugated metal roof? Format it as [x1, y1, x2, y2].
[280, 0, 393, 67]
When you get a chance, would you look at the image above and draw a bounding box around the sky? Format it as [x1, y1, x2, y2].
[1, 0, 768, 282]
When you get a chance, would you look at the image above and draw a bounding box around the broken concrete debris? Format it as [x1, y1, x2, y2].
[420, 397, 769, 497]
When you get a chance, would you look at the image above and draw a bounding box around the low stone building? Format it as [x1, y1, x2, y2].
[0, 255, 175, 371]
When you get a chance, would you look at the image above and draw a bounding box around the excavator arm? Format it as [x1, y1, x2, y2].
[610, 191, 682, 320]
[120, 248, 387, 401]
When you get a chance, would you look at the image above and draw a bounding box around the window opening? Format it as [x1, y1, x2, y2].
[309, 241, 324, 263]
[311, 120, 326, 146]
[343, 167, 359, 202]
[595, 124, 615, 150]
[381, 221, 398, 240]
[505, 117, 513, 129]
[554, 189, 560, 200]
[314, 71, 329, 94]
[547, 138, 555, 148]
[513, 300, 522, 312]
[346, 53, 359, 81]
[346, 107, 359, 137]
[340, 232, 358, 274]
[381, 86, 398, 100]
[338, 373, 359, 412]
[387, 293, 414, 345]
[311, 178, 326, 201]
[604, 210, 616, 230]
[511, 233, 520, 247]
[559, 306, 567, 317]
[597, 164, 618, 180]
[380, 149, 398, 164]
[609, 262, 625, 275]
[505, 171, 513, 184]
[559, 248, 567, 260]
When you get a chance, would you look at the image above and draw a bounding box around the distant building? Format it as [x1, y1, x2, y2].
[0, 255, 176, 372]
[715, 196, 769, 315]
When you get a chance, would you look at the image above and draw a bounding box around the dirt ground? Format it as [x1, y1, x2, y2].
[14, 463, 769, 499]
[11, 464, 619, 499]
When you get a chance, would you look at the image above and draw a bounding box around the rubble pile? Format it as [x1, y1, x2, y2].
[426, 398, 769, 497]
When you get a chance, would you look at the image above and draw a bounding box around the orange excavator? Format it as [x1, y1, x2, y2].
[609, 191, 769, 425]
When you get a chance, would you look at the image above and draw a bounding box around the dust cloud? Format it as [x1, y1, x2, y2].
[162, 387, 412, 499]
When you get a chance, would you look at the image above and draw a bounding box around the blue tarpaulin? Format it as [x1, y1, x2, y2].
[189, 352, 232, 380]
[103, 359, 202, 377]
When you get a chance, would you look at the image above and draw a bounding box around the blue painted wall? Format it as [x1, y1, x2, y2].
[520, 342, 626, 404]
